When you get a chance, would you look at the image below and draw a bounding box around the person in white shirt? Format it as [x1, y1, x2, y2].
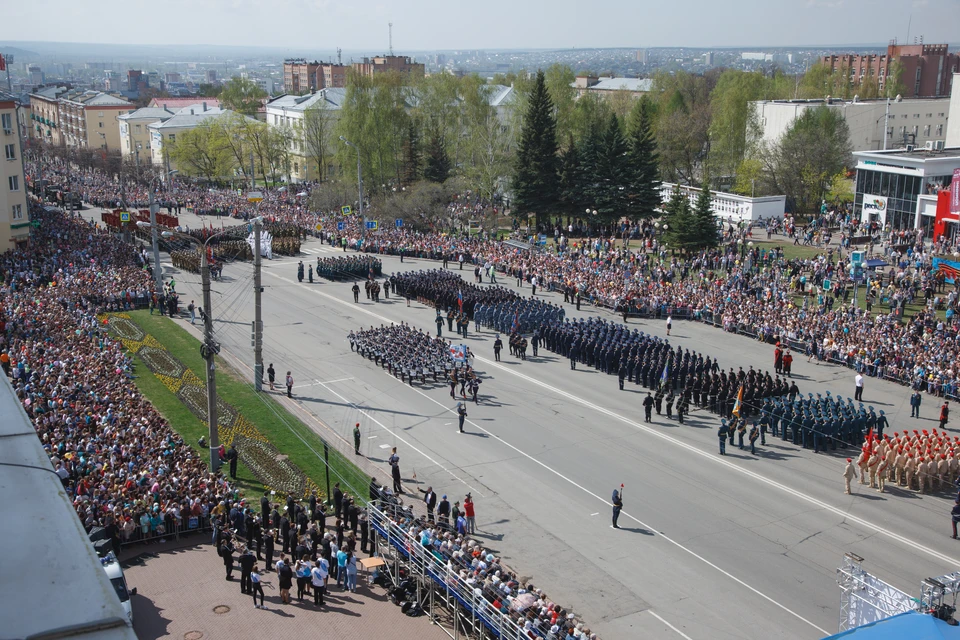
[855, 373, 864, 401]
[310, 558, 327, 606]
[250, 565, 266, 609]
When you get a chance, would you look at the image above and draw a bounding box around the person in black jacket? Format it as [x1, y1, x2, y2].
[420, 486, 437, 523]
[436, 494, 451, 530]
[333, 482, 344, 520]
[260, 492, 271, 524]
[220, 537, 235, 580]
[238, 545, 255, 594]
[263, 530, 275, 571]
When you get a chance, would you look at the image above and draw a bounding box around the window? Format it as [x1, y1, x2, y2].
[11, 204, 23, 220]
[8, 175, 19, 191]
[168, 134, 175, 143]
[902, 114, 908, 119]
[926, 113, 932, 118]
[912, 125, 919, 136]
[98, 111, 104, 117]
[98, 122, 103, 128]
[0, 113, 11, 131]
[937, 124, 944, 136]
[938, 112, 945, 117]
[913, 113, 920, 118]
[136, 124, 141, 133]
[4, 143, 14, 160]
[887, 127, 893, 137]
[924, 125, 931, 136]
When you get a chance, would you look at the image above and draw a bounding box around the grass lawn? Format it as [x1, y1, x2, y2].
[127, 310, 371, 503]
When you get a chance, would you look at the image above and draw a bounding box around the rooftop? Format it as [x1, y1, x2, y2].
[148, 96, 221, 110]
[855, 146, 960, 161]
[118, 107, 175, 121]
[266, 88, 348, 112]
[589, 77, 653, 92]
[29, 85, 69, 101]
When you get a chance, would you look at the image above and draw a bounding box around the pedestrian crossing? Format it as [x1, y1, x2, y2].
[300, 245, 340, 255]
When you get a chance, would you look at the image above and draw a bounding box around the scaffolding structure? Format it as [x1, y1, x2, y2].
[836, 553, 917, 632]
[368, 502, 539, 640]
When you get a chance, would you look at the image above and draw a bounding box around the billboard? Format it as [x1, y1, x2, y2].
[951, 168, 960, 215]
[861, 194, 888, 225]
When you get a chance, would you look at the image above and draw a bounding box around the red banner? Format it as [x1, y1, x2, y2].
[0, 54, 6, 72]
[951, 168, 960, 215]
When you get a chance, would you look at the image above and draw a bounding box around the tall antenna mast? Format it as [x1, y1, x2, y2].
[389, 22, 394, 56]
[337, 47, 342, 65]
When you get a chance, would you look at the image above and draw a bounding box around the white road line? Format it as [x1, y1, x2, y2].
[367, 435, 378, 440]
[649, 611, 694, 640]
[590, 512, 600, 516]
[314, 379, 487, 499]
[292, 377, 353, 389]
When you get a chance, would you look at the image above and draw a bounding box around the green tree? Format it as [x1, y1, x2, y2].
[731, 157, 764, 196]
[759, 106, 852, 213]
[583, 113, 633, 222]
[459, 79, 513, 201]
[692, 178, 719, 249]
[883, 58, 908, 99]
[651, 70, 712, 185]
[512, 70, 559, 226]
[401, 120, 422, 185]
[707, 70, 768, 177]
[423, 132, 450, 183]
[558, 134, 585, 218]
[166, 120, 235, 182]
[662, 184, 698, 251]
[626, 96, 661, 221]
[219, 77, 267, 117]
[302, 99, 334, 181]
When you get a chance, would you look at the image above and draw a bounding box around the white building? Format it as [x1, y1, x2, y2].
[947, 73, 960, 147]
[659, 182, 786, 223]
[118, 106, 175, 164]
[0, 91, 29, 248]
[852, 146, 960, 232]
[752, 97, 951, 152]
[147, 103, 230, 169]
[265, 89, 347, 183]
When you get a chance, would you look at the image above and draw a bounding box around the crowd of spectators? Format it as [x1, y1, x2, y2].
[0, 204, 236, 551]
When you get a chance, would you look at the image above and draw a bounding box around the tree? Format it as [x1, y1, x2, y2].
[582, 113, 633, 222]
[707, 70, 768, 177]
[883, 58, 908, 99]
[626, 96, 661, 221]
[166, 121, 235, 182]
[759, 106, 852, 213]
[651, 70, 711, 186]
[219, 77, 267, 117]
[662, 184, 698, 251]
[512, 70, 559, 226]
[401, 120, 422, 186]
[692, 178, 719, 249]
[423, 132, 450, 183]
[302, 99, 334, 181]
[459, 79, 514, 201]
[558, 134, 585, 218]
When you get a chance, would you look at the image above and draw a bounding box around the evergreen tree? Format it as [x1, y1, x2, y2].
[512, 70, 559, 227]
[663, 184, 698, 253]
[423, 133, 450, 183]
[558, 134, 585, 218]
[583, 113, 633, 222]
[626, 96, 661, 221]
[693, 178, 719, 249]
[401, 121, 422, 185]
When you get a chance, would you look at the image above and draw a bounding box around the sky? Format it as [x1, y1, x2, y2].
[5, 0, 960, 52]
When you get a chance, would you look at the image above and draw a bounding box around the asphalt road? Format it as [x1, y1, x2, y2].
[154, 235, 959, 640]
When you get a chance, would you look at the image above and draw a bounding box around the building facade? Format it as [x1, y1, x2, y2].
[351, 56, 424, 79]
[822, 42, 959, 98]
[147, 104, 230, 169]
[27, 86, 69, 146]
[283, 59, 348, 94]
[853, 147, 960, 233]
[265, 89, 346, 182]
[571, 76, 652, 99]
[0, 92, 30, 248]
[118, 107, 174, 164]
[752, 97, 951, 152]
[57, 90, 133, 150]
[947, 73, 960, 148]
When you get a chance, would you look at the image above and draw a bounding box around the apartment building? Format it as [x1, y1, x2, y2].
[27, 85, 69, 146]
[822, 42, 959, 98]
[57, 90, 133, 150]
[118, 106, 175, 163]
[283, 59, 348, 94]
[0, 92, 30, 248]
[351, 55, 424, 79]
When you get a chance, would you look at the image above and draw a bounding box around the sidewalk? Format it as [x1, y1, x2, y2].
[124, 538, 448, 640]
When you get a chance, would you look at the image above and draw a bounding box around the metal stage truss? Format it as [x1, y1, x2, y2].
[836, 553, 918, 632]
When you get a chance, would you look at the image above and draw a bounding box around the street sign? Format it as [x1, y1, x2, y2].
[247, 191, 263, 203]
[119, 211, 130, 222]
[341, 206, 352, 215]
[822, 279, 831, 291]
[337, 221, 345, 231]
[315, 223, 324, 232]
[365, 220, 379, 230]
[395, 218, 403, 228]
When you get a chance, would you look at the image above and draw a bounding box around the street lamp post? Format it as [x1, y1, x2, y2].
[147, 170, 177, 294]
[339, 136, 364, 242]
[137, 221, 228, 473]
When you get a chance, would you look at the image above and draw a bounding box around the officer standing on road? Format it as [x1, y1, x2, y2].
[493, 335, 503, 362]
[611, 487, 623, 529]
[618, 361, 627, 390]
[436, 310, 444, 337]
[297, 261, 304, 283]
[844, 458, 857, 494]
[643, 393, 654, 423]
[389, 448, 402, 494]
[352, 283, 360, 303]
[457, 402, 468, 433]
[718, 420, 729, 455]
[353, 423, 361, 455]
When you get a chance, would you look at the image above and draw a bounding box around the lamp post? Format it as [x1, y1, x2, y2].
[339, 136, 364, 241]
[146, 169, 178, 294]
[137, 221, 229, 473]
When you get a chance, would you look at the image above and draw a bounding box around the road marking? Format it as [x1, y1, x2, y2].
[367, 435, 378, 440]
[649, 611, 694, 640]
[294, 376, 353, 389]
[312, 378, 487, 498]
[590, 512, 600, 516]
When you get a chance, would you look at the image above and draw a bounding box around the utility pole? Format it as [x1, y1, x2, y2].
[250, 151, 255, 189]
[253, 217, 264, 391]
[200, 247, 220, 473]
[883, 97, 890, 151]
[148, 191, 163, 292]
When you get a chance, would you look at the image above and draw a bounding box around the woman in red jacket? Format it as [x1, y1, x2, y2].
[463, 493, 475, 535]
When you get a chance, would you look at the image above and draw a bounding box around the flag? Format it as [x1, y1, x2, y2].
[457, 289, 463, 311]
[511, 311, 519, 334]
[0, 54, 5, 72]
[732, 385, 744, 418]
[659, 362, 669, 389]
[865, 427, 873, 448]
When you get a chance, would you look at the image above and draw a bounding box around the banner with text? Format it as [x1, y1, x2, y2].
[932, 257, 960, 284]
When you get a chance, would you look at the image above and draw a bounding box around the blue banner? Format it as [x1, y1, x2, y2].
[932, 258, 960, 284]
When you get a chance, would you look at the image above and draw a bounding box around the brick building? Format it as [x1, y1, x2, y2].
[283, 59, 348, 94]
[351, 55, 424, 79]
[822, 42, 959, 98]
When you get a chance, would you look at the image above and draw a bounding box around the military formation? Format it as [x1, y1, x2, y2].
[349, 323, 470, 386]
[315, 255, 382, 281]
[850, 429, 960, 494]
[391, 270, 517, 316]
[754, 392, 889, 454]
[475, 297, 565, 335]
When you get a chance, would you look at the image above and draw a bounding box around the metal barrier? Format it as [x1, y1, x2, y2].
[117, 514, 213, 548]
[367, 503, 552, 640]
